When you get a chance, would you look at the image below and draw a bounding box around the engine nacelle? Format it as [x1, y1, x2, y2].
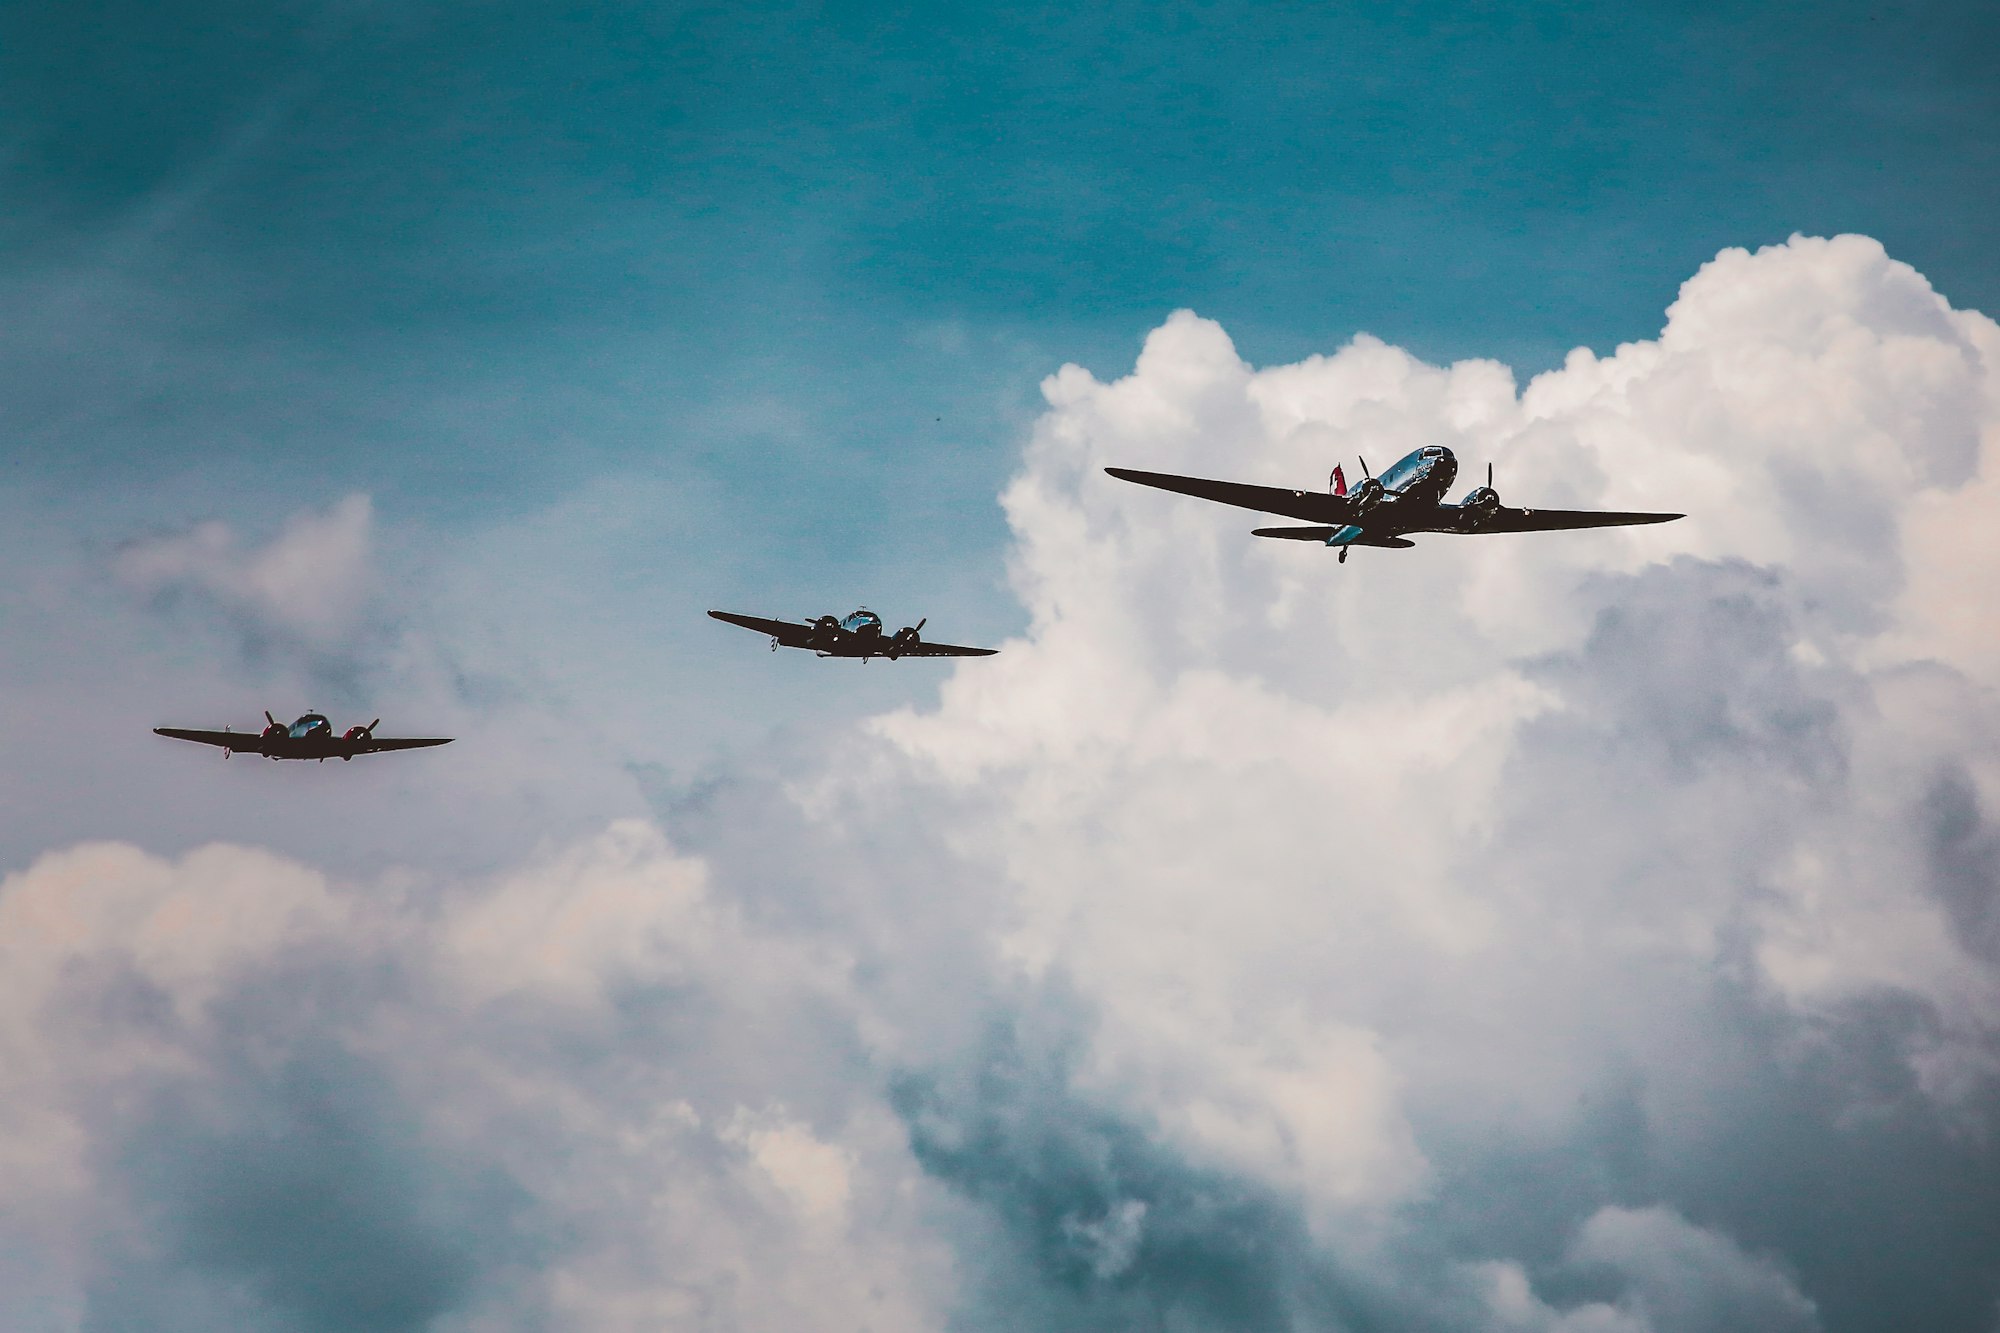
[1459, 486, 1501, 526]
[1351, 476, 1386, 511]
[887, 627, 921, 659]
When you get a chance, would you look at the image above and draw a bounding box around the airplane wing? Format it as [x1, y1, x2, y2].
[707, 609, 818, 649]
[1106, 468, 1357, 524]
[1461, 507, 1684, 533]
[894, 640, 998, 658]
[154, 727, 257, 751]
[353, 737, 453, 753]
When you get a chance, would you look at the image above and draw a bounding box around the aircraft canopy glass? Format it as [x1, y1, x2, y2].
[842, 610, 883, 633]
[289, 714, 331, 738]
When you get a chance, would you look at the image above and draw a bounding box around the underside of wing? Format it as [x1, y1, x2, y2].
[896, 641, 999, 657]
[708, 609, 815, 648]
[1251, 527, 1414, 548]
[355, 737, 454, 753]
[154, 727, 253, 750]
[1106, 468, 1355, 524]
[1467, 507, 1685, 534]
[1251, 525, 1336, 542]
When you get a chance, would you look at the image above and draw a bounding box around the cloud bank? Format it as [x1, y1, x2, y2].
[6, 234, 2000, 1331]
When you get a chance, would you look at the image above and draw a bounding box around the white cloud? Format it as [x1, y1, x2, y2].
[840, 234, 2000, 1317]
[868, 232, 2000, 1138]
[1466, 1206, 1817, 1333]
[1567, 1206, 1819, 1333]
[6, 234, 2000, 1330]
[723, 1105, 858, 1225]
[0, 827, 958, 1333]
[113, 492, 375, 646]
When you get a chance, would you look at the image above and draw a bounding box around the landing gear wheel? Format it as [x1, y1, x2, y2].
[1338, 547, 1349, 564]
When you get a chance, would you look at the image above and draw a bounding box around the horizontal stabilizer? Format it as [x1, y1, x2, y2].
[1251, 526, 1337, 542]
[1251, 527, 1415, 548]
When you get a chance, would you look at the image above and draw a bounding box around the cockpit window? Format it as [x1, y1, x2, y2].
[842, 610, 883, 632]
[289, 714, 331, 737]
[1421, 445, 1446, 458]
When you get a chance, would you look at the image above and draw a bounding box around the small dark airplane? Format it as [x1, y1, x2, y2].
[707, 608, 998, 661]
[1107, 444, 1682, 562]
[154, 712, 453, 762]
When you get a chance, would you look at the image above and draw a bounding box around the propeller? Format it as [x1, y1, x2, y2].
[265, 711, 280, 728]
[343, 718, 381, 743]
[1350, 455, 1387, 509]
[1459, 461, 1502, 523]
[888, 618, 927, 660]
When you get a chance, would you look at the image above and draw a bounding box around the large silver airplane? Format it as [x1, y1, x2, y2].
[1107, 444, 1681, 562]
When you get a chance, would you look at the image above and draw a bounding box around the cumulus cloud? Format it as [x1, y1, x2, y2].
[1467, 1205, 1817, 1333]
[851, 233, 2000, 1327]
[0, 826, 958, 1333]
[114, 492, 375, 650]
[7, 234, 2000, 1331]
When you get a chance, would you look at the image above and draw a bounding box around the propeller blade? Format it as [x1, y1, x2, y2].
[365, 719, 380, 735]
[266, 711, 279, 728]
[1487, 462, 1493, 489]
[1358, 455, 1372, 479]
[914, 618, 926, 633]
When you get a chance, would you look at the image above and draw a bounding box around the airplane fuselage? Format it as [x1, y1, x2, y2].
[1328, 445, 1460, 546]
[251, 713, 357, 760]
[252, 737, 368, 761]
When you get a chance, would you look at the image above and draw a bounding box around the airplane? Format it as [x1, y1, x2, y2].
[707, 608, 998, 660]
[153, 712, 454, 762]
[1106, 444, 1682, 562]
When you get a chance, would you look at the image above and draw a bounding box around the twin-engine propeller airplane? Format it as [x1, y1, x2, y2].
[1107, 444, 1682, 562]
[154, 713, 454, 761]
[707, 608, 998, 661]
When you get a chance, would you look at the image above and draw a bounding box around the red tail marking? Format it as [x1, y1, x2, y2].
[1331, 465, 1347, 497]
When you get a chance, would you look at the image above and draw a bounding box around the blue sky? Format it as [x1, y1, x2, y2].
[5, 0, 1994, 765]
[7, 0, 1997, 505]
[5, 4, 2000, 1331]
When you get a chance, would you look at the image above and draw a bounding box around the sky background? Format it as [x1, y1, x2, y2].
[4, 2, 2000, 1331]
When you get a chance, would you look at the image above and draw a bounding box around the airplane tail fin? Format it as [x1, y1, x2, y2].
[1330, 465, 1347, 497]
